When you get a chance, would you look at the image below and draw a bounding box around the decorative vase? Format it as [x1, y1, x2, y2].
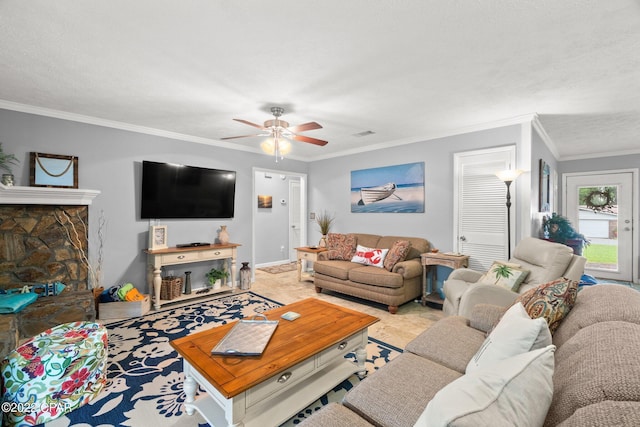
[240, 262, 251, 290]
[319, 235, 327, 248]
[218, 225, 230, 244]
[184, 271, 192, 295]
[213, 279, 222, 290]
[1, 174, 14, 186]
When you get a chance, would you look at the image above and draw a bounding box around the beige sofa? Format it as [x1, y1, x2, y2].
[313, 234, 430, 314]
[300, 284, 640, 426]
[443, 237, 586, 318]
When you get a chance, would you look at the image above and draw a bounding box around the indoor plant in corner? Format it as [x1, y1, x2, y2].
[316, 211, 334, 248]
[0, 143, 19, 186]
[542, 212, 589, 255]
[206, 267, 230, 290]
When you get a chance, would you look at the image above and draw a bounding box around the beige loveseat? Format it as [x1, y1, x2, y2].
[443, 237, 586, 318]
[313, 234, 430, 314]
[300, 284, 640, 426]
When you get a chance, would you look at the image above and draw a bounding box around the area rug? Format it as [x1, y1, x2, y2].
[45, 292, 401, 427]
[258, 262, 297, 274]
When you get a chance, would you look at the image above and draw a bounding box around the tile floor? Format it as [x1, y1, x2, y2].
[250, 268, 444, 349]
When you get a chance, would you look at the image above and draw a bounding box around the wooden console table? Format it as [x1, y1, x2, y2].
[420, 252, 469, 306]
[294, 247, 327, 281]
[146, 243, 240, 310]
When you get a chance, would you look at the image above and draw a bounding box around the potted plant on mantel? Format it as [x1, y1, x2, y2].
[542, 212, 590, 255]
[0, 143, 19, 186]
[315, 211, 335, 248]
[206, 267, 229, 290]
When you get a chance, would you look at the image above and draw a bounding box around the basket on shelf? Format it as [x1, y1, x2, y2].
[160, 276, 183, 300]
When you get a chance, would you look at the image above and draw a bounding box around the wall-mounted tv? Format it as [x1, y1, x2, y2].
[141, 161, 236, 219]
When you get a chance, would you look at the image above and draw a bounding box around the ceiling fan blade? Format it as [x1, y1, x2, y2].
[221, 134, 265, 140]
[233, 118, 265, 129]
[292, 134, 328, 146]
[288, 121, 323, 133]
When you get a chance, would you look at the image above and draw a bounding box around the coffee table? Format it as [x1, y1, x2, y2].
[170, 298, 379, 427]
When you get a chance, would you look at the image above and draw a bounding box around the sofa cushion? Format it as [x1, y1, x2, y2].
[343, 352, 462, 427]
[466, 302, 551, 374]
[477, 261, 530, 292]
[348, 266, 403, 288]
[351, 244, 389, 268]
[554, 401, 640, 427]
[326, 233, 357, 260]
[553, 284, 640, 349]
[418, 345, 555, 427]
[313, 260, 361, 280]
[297, 402, 374, 427]
[546, 321, 640, 426]
[383, 240, 411, 271]
[406, 316, 486, 374]
[353, 233, 383, 249]
[377, 235, 429, 260]
[511, 237, 574, 286]
[514, 277, 578, 334]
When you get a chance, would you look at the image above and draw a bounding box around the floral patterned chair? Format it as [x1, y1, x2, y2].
[1, 321, 108, 426]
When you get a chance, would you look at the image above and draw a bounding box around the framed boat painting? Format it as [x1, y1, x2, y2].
[350, 162, 425, 213]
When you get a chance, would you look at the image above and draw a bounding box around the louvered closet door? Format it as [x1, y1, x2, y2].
[454, 146, 516, 271]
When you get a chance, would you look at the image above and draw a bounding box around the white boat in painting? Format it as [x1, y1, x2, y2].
[358, 182, 398, 205]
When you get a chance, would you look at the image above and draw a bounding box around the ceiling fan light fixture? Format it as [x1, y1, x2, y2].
[261, 137, 291, 161]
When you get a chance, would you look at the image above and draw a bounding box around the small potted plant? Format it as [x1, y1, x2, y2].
[206, 267, 230, 289]
[542, 213, 589, 255]
[0, 143, 19, 186]
[315, 210, 334, 248]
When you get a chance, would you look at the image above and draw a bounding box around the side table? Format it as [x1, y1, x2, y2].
[295, 247, 327, 281]
[420, 252, 469, 306]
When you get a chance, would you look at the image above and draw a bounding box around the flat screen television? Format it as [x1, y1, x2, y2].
[141, 160, 236, 219]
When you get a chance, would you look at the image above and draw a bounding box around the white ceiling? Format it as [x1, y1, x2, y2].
[1, 1, 639, 162]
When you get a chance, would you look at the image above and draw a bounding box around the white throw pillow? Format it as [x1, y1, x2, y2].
[466, 302, 551, 374]
[350, 244, 389, 268]
[414, 345, 556, 427]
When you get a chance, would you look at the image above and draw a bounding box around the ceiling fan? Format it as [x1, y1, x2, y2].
[221, 107, 328, 161]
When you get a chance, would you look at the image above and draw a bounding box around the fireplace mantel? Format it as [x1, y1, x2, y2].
[0, 183, 100, 205]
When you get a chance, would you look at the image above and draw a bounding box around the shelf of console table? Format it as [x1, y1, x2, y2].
[145, 243, 241, 310]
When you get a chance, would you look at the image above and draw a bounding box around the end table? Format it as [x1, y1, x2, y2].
[420, 252, 469, 306]
[295, 247, 327, 281]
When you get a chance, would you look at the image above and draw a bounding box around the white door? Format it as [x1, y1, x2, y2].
[564, 171, 635, 281]
[454, 146, 517, 271]
[289, 179, 302, 261]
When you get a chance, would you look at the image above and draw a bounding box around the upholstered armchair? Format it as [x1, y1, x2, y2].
[442, 237, 586, 318]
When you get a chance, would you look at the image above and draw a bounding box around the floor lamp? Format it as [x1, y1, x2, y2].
[495, 169, 523, 259]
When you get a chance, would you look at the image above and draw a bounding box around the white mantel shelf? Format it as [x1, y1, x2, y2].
[0, 183, 101, 205]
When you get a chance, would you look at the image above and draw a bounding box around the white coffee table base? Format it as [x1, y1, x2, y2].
[182, 331, 368, 427]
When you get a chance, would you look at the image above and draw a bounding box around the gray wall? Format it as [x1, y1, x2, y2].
[0, 109, 307, 293]
[307, 125, 523, 253]
[531, 126, 559, 237]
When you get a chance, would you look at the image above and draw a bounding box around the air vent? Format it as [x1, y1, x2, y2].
[353, 130, 376, 137]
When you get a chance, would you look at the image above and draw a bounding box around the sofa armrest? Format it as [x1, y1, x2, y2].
[317, 251, 330, 261]
[392, 258, 422, 278]
[447, 268, 484, 283]
[458, 284, 519, 319]
[469, 304, 508, 333]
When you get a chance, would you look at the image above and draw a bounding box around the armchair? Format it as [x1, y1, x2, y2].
[442, 237, 586, 318]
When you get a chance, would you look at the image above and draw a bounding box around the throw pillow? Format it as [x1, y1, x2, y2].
[326, 233, 357, 260]
[478, 261, 530, 292]
[466, 302, 551, 374]
[415, 345, 556, 427]
[514, 277, 579, 334]
[383, 240, 411, 271]
[351, 244, 389, 268]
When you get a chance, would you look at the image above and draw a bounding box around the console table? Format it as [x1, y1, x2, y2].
[145, 243, 240, 310]
[421, 252, 469, 306]
[295, 247, 327, 281]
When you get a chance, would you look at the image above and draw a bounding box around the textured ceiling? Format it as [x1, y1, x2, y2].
[1, 0, 639, 161]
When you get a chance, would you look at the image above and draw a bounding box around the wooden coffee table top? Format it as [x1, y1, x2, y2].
[170, 298, 379, 398]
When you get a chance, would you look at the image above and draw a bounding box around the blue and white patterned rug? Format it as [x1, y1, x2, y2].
[45, 292, 401, 427]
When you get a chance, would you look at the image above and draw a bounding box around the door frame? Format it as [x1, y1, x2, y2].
[252, 167, 307, 277]
[562, 168, 639, 283]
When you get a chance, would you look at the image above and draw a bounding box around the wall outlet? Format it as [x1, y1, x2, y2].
[280, 245, 285, 252]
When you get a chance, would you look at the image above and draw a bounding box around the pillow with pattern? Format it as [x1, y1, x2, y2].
[383, 240, 411, 271]
[351, 244, 389, 268]
[326, 233, 357, 260]
[478, 261, 530, 292]
[514, 277, 579, 334]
